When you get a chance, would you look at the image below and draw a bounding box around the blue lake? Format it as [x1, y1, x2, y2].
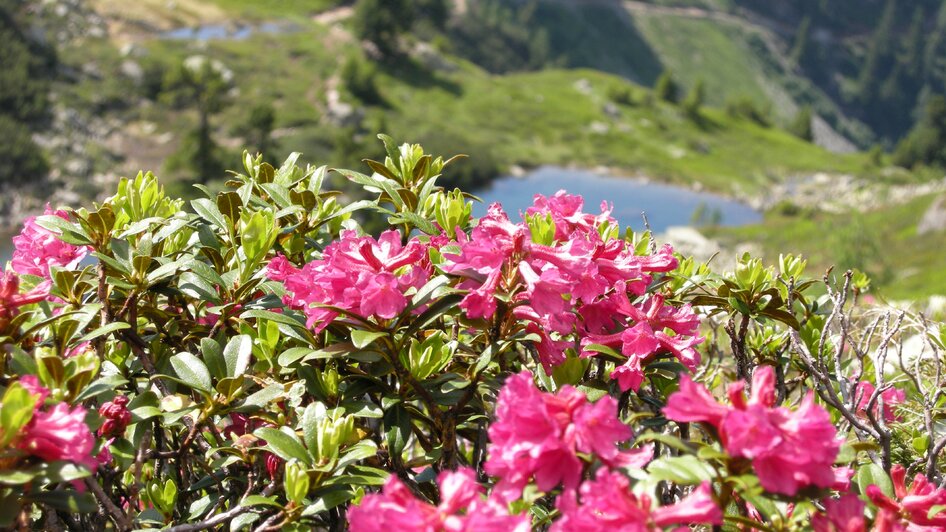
[472, 166, 761, 233]
[160, 22, 294, 41]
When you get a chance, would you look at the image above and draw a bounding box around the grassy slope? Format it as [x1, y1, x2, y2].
[632, 11, 771, 108]
[104, 11, 864, 197]
[707, 195, 946, 299]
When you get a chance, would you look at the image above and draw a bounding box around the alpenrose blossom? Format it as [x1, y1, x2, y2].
[853, 380, 905, 423]
[553, 469, 722, 531]
[0, 271, 51, 332]
[348, 467, 529, 532]
[484, 372, 652, 502]
[443, 192, 702, 383]
[97, 396, 132, 438]
[812, 494, 867, 532]
[267, 230, 431, 331]
[866, 465, 946, 529]
[17, 402, 96, 469]
[663, 366, 844, 496]
[11, 204, 88, 279]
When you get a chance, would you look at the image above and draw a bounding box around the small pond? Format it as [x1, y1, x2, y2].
[472, 166, 761, 234]
[160, 22, 296, 41]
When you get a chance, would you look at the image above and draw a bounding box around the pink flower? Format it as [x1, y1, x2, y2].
[582, 291, 704, 391]
[265, 453, 282, 480]
[0, 271, 50, 331]
[348, 467, 529, 532]
[267, 231, 431, 331]
[866, 465, 946, 529]
[97, 396, 131, 438]
[812, 494, 866, 532]
[18, 403, 95, 469]
[552, 469, 721, 531]
[853, 381, 905, 423]
[11, 204, 88, 279]
[664, 366, 843, 496]
[64, 341, 94, 358]
[18, 375, 49, 405]
[484, 372, 643, 501]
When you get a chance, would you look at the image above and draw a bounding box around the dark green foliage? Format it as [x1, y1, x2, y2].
[352, 0, 414, 58]
[682, 79, 705, 120]
[166, 125, 227, 183]
[341, 56, 383, 105]
[0, 115, 48, 186]
[607, 85, 635, 107]
[654, 70, 678, 103]
[789, 16, 811, 67]
[0, 0, 54, 186]
[856, 0, 897, 101]
[893, 95, 946, 169]
[788, 105, 813, 142]
[725, 95, 771, 127]
[162, 57, 233, 181]
[243, 103, 275, 160]
[447, 0, 552, 73]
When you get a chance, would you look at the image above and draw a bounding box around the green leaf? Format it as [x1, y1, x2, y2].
[254, 427, 312, 465]
[0, 384, 37, 447]
[223, 335, 253, 378]
[200, 338, 226, 381]
[192, 198, 229, 230]
[169, 352, 213, 393]
[77, 322, 130, 343]
[647, 455, 715, 485]
[302, 486, 355, 515]
[383, 402, 411, 459]
[26, 490, 96, 513]
[857, 463, 894, 498]
[351, 330, 387, 349]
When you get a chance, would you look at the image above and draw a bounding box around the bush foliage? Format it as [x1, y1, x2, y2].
[0, 136, 945, 530]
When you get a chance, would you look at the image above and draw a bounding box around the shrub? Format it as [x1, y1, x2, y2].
[788, 104, 814, 141]
[0, 136, 944, 531]
[654, 70, 678, 103]
[725, 95, 772, 126]
[341, 56, 383, 106]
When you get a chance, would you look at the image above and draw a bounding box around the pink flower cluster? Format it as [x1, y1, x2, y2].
[866, 465, 946, 530]
[443, 192, 702, 390]
[663, 366, 845, 496]
[554, 469, 722, 531]
[15, 376, 96, 470]
[12, 204, 88, 279]
[0, 271, 50, 331]
[854, 380, 905, 423]
[97, 396, 131, 438]
[348, 467, 529, 532]
[268, 230, 431, 331]
[484, 372, 651, 501]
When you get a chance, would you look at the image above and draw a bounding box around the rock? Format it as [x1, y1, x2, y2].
[588, 121, 609, 135]
[602, 102, 620, 119]
[659, 226, 720, 263]
[412, 42, 456, 72]
[573, 78, 592, 95]
[120, 60, 144, 85]
[918, 195, 946, 235]
[323, 88, 364, 127]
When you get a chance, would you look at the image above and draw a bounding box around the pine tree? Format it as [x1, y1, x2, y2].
[654, 70, 679, 103]
[857, 0, 897, 101]
[789, 16, 811, 67]
[352, 0, 415, 58]
[901, 6, 924, 79]
[788, 106, 814, 142]
[683, 79, 705, 120]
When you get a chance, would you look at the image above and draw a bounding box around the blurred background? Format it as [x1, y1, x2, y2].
[3, 0, 946, 300]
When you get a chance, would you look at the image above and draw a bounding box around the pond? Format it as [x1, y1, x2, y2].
[472, 166, 761, 234]
[160, 22, 296, 41]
